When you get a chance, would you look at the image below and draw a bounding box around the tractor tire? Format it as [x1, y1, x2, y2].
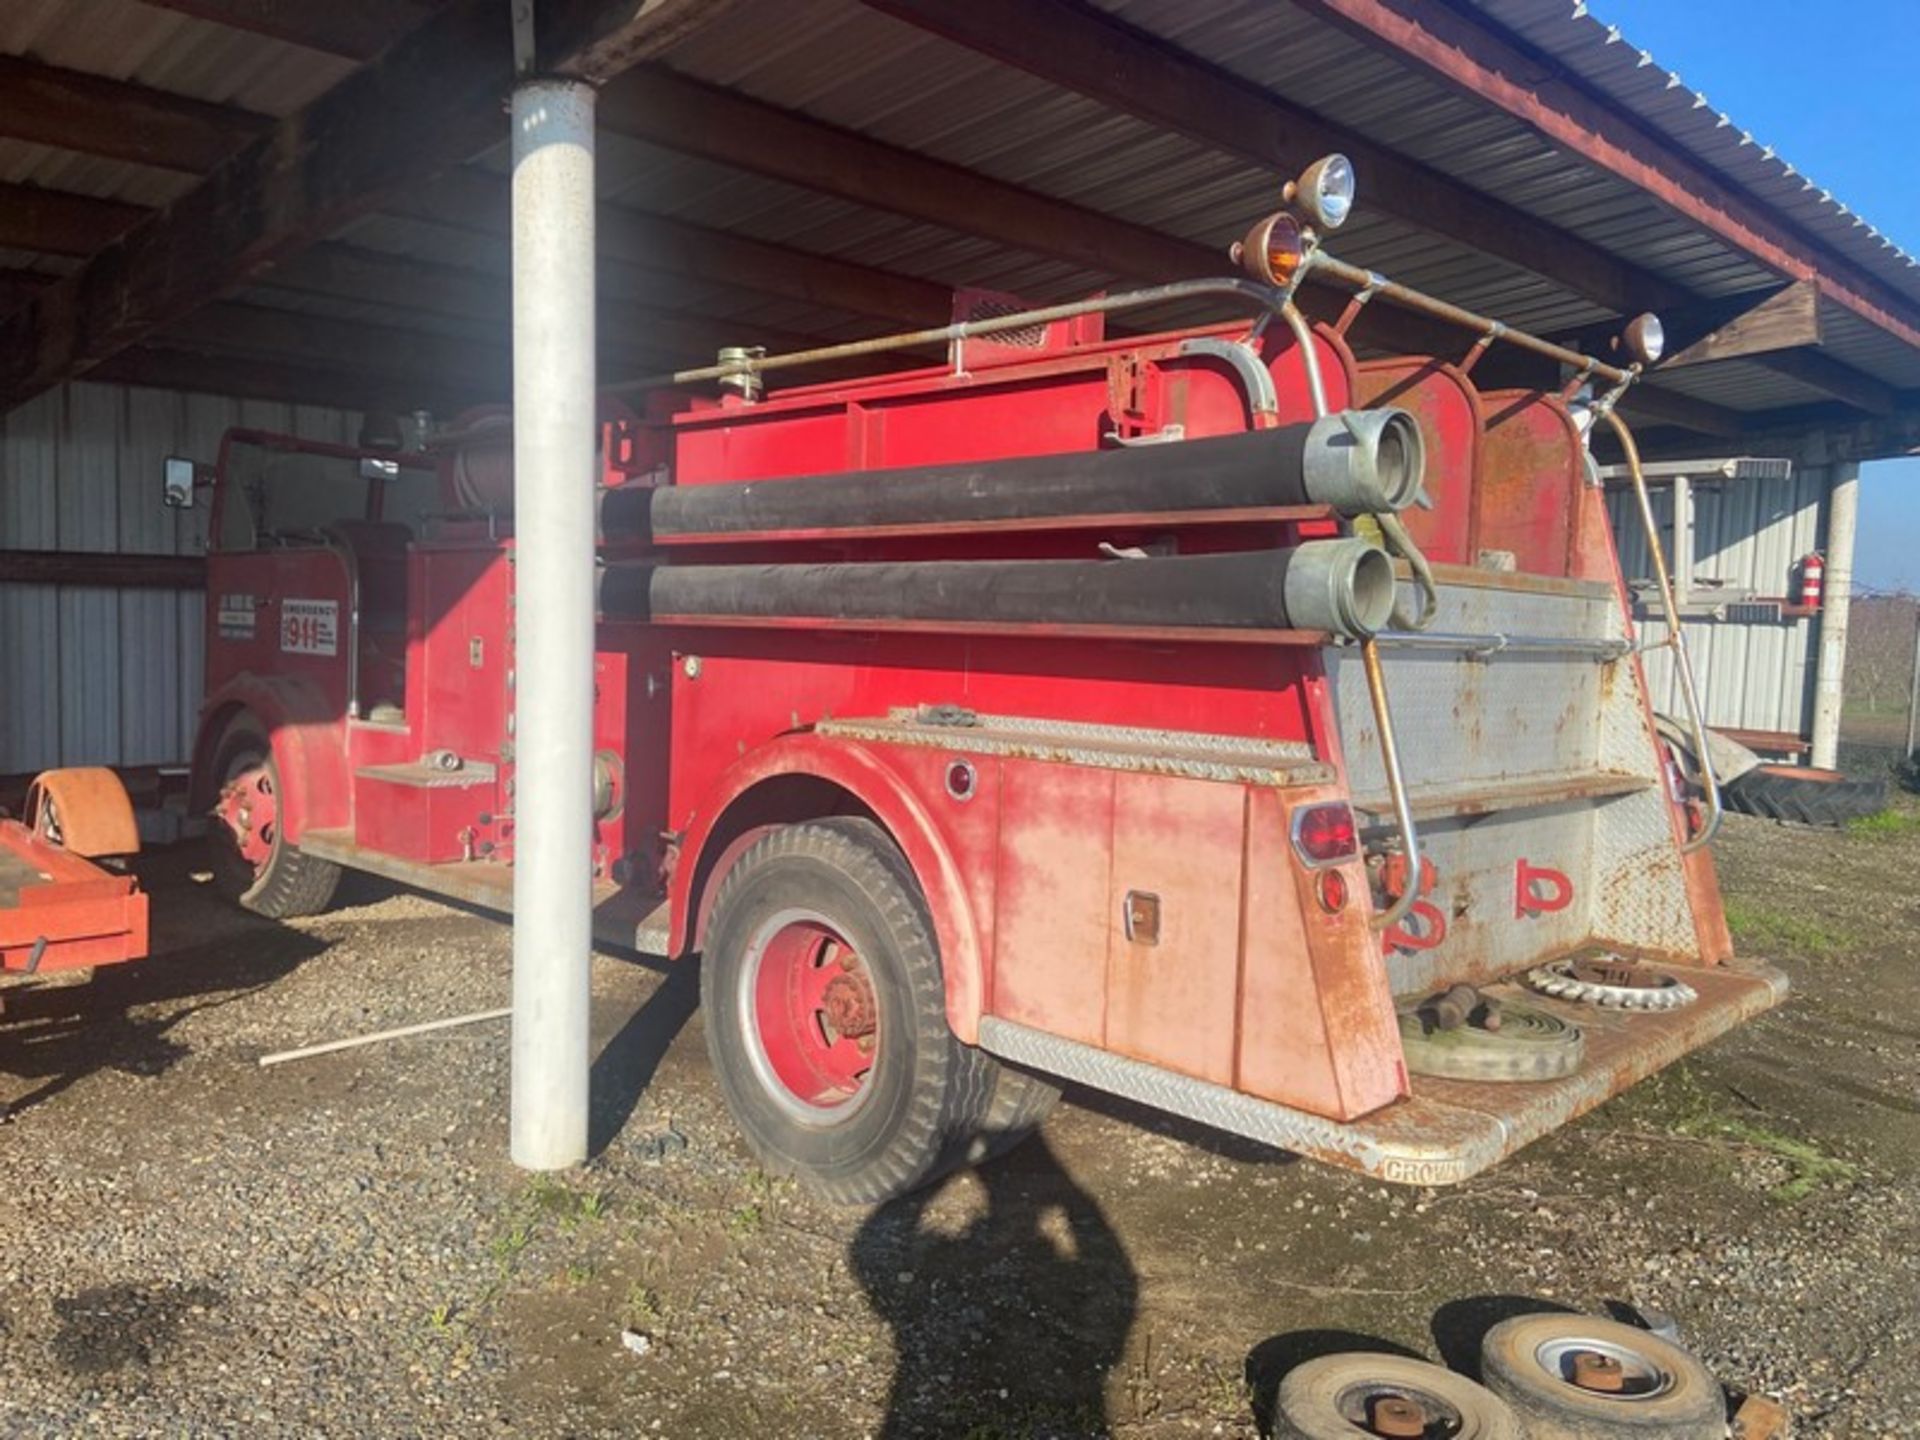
[208, 716, 341, 919]
[699, 817, 997, 1205]
[1721, 764, 1888, 827]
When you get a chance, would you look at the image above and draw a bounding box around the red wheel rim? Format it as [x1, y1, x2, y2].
[739, 909, 880, 1123]
[216, 757, 277, 875]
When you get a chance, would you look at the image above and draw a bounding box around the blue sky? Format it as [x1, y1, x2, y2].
[1594, 0, 1920, 592]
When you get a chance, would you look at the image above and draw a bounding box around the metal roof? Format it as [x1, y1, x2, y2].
[0, 0, 1915, 443]
[1471, 0, 1920, 307]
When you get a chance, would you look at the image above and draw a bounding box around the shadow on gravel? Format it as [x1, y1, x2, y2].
[853, 1134, 1137, 1439]
[588, 960, 700, 1156]
[0, 925, 327, 1120]
[1062, 1083, 1302, 1168]
[50, 1281, 225, 1376]
[1244, 1329, 1426, 1437]
[1430, 1293, 1580, 1379]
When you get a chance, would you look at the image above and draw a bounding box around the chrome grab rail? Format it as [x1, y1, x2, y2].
[1277, 298, 1424, 933]
[1374, 630, 1633, 660]
[1600, 410, 1723, 851]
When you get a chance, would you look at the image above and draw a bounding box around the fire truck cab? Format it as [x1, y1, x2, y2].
[175, 161, 1784, 1202]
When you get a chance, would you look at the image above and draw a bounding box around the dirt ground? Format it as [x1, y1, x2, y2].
[2, 801, 1917, 1438]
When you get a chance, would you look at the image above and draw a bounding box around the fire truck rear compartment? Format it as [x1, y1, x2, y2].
[979, 958, 1786, 1185]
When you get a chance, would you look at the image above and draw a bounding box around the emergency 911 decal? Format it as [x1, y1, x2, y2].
[280, 599, 340, 656]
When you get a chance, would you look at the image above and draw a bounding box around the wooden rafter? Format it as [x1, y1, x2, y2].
[0, 56, 266, 173]
[0, 183, 145, 259]
[598, 65, 1744, 436]
[0, 0, 740, 414]
[392, 167, 956, 329]
[866, 0, 1897, 419]
[131, 1, 439, 62]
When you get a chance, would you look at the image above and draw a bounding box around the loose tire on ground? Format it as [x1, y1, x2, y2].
[1721, 764, 1888, 827]
[1479, 1314, 1725, 1440]
[208, 716, 341, 919]
[1275, 1353, 1525, 1440]
[698, 817, 1002, 1204]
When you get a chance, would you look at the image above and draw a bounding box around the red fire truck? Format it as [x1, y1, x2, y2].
[170, 159, 1781, 1201]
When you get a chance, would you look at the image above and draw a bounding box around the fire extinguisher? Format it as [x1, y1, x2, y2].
[1798, 551, 1824, 610]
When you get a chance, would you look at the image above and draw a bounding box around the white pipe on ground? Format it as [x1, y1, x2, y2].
[509, 78, 598, 1171]
[1810, 462, 1860, 772]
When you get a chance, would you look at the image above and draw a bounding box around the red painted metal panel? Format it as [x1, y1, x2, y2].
[1354, 357, 1483, 566]
[991, 759, 1112, 1047]
[0, 821, 148, 974]
[1104, 774, 1245, 1086]
[1475, 391, 1584, 576]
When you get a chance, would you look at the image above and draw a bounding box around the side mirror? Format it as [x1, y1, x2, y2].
[163, 456, 199, 509]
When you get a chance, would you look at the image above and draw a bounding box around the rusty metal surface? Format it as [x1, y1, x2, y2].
[982, 957, 1786, 1187]
[25, 765, 139, 858]
[816, 711, 1333, 788]
[296, 828, 670, 954]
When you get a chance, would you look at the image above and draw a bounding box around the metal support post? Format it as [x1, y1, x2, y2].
[509, 77, 598, 1171]
[1810, 463, 1860, 772]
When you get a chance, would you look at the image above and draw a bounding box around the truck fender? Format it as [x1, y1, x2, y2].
[190, 673, 349, 844]
[670, 732, 987, 1044]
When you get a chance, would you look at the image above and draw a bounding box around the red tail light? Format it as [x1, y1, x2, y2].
[1292, 802, 1358, 867]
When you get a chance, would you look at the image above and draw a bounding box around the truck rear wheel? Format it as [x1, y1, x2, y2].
[208, 717, 341, 919]
[699, 818, 995, 1204]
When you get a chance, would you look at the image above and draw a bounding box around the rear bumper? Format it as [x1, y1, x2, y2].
[978, 959, 1788, 1185]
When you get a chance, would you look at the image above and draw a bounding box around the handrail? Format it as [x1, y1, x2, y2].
[606, 276, 1296, 394]
[1374, 630, 1633, 660]
[1273, 298, 1425, 934]
[1600, 410, 1723, 851]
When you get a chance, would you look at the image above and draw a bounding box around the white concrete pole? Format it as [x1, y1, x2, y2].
[509, 78, 597, 1170]
[1810, 462, 1860, 772]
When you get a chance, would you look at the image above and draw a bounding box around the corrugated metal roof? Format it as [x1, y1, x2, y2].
[0, 0, 1911, 424]
[1469, 0, 1920, 306]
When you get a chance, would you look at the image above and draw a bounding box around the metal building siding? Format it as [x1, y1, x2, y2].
[1, 382, 360, 773]
[1605, 465, 1825, 738]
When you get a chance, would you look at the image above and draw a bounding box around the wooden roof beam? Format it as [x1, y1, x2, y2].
[868, 0, 1895, 420]
[392, 167, 957, 329]
[0, 183, 145, 258]
[0, 0, 739, 413]
[131, 1, 440, 62]
[863, 0, 1687, 318]
[602, 66, 1744, 436]
[0, 56, 267, 173]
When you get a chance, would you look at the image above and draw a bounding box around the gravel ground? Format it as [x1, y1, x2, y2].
[2, 802, 1917, 1437]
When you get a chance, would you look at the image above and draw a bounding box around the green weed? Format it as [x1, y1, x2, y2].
[1846, 807, 1920, 838]
[1721, 896, 1853, 959]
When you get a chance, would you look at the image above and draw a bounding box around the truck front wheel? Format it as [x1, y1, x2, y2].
[700, 817, 994, 1204]
[208, 717, 341, 919]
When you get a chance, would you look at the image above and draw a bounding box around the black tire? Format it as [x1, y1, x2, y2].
[699, 818, 996, 1205]
[208, 717, 341, 919]
[1276, 1353, 1525, 1440]
[1722, 765, 1888, 827]
[1479, 1314, 1725, 1440]
[958, 1061, 1062, 1167]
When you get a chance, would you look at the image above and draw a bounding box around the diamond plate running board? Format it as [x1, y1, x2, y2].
[977, 958, 1788, 1187]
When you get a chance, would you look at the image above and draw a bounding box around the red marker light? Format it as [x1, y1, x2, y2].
[1315, 868, 1349, 913]
[1292, 802, 1358, 867]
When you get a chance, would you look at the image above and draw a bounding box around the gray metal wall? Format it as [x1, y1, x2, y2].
[1605, 463, 1829, 739]
[1, 382, 361, 773]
